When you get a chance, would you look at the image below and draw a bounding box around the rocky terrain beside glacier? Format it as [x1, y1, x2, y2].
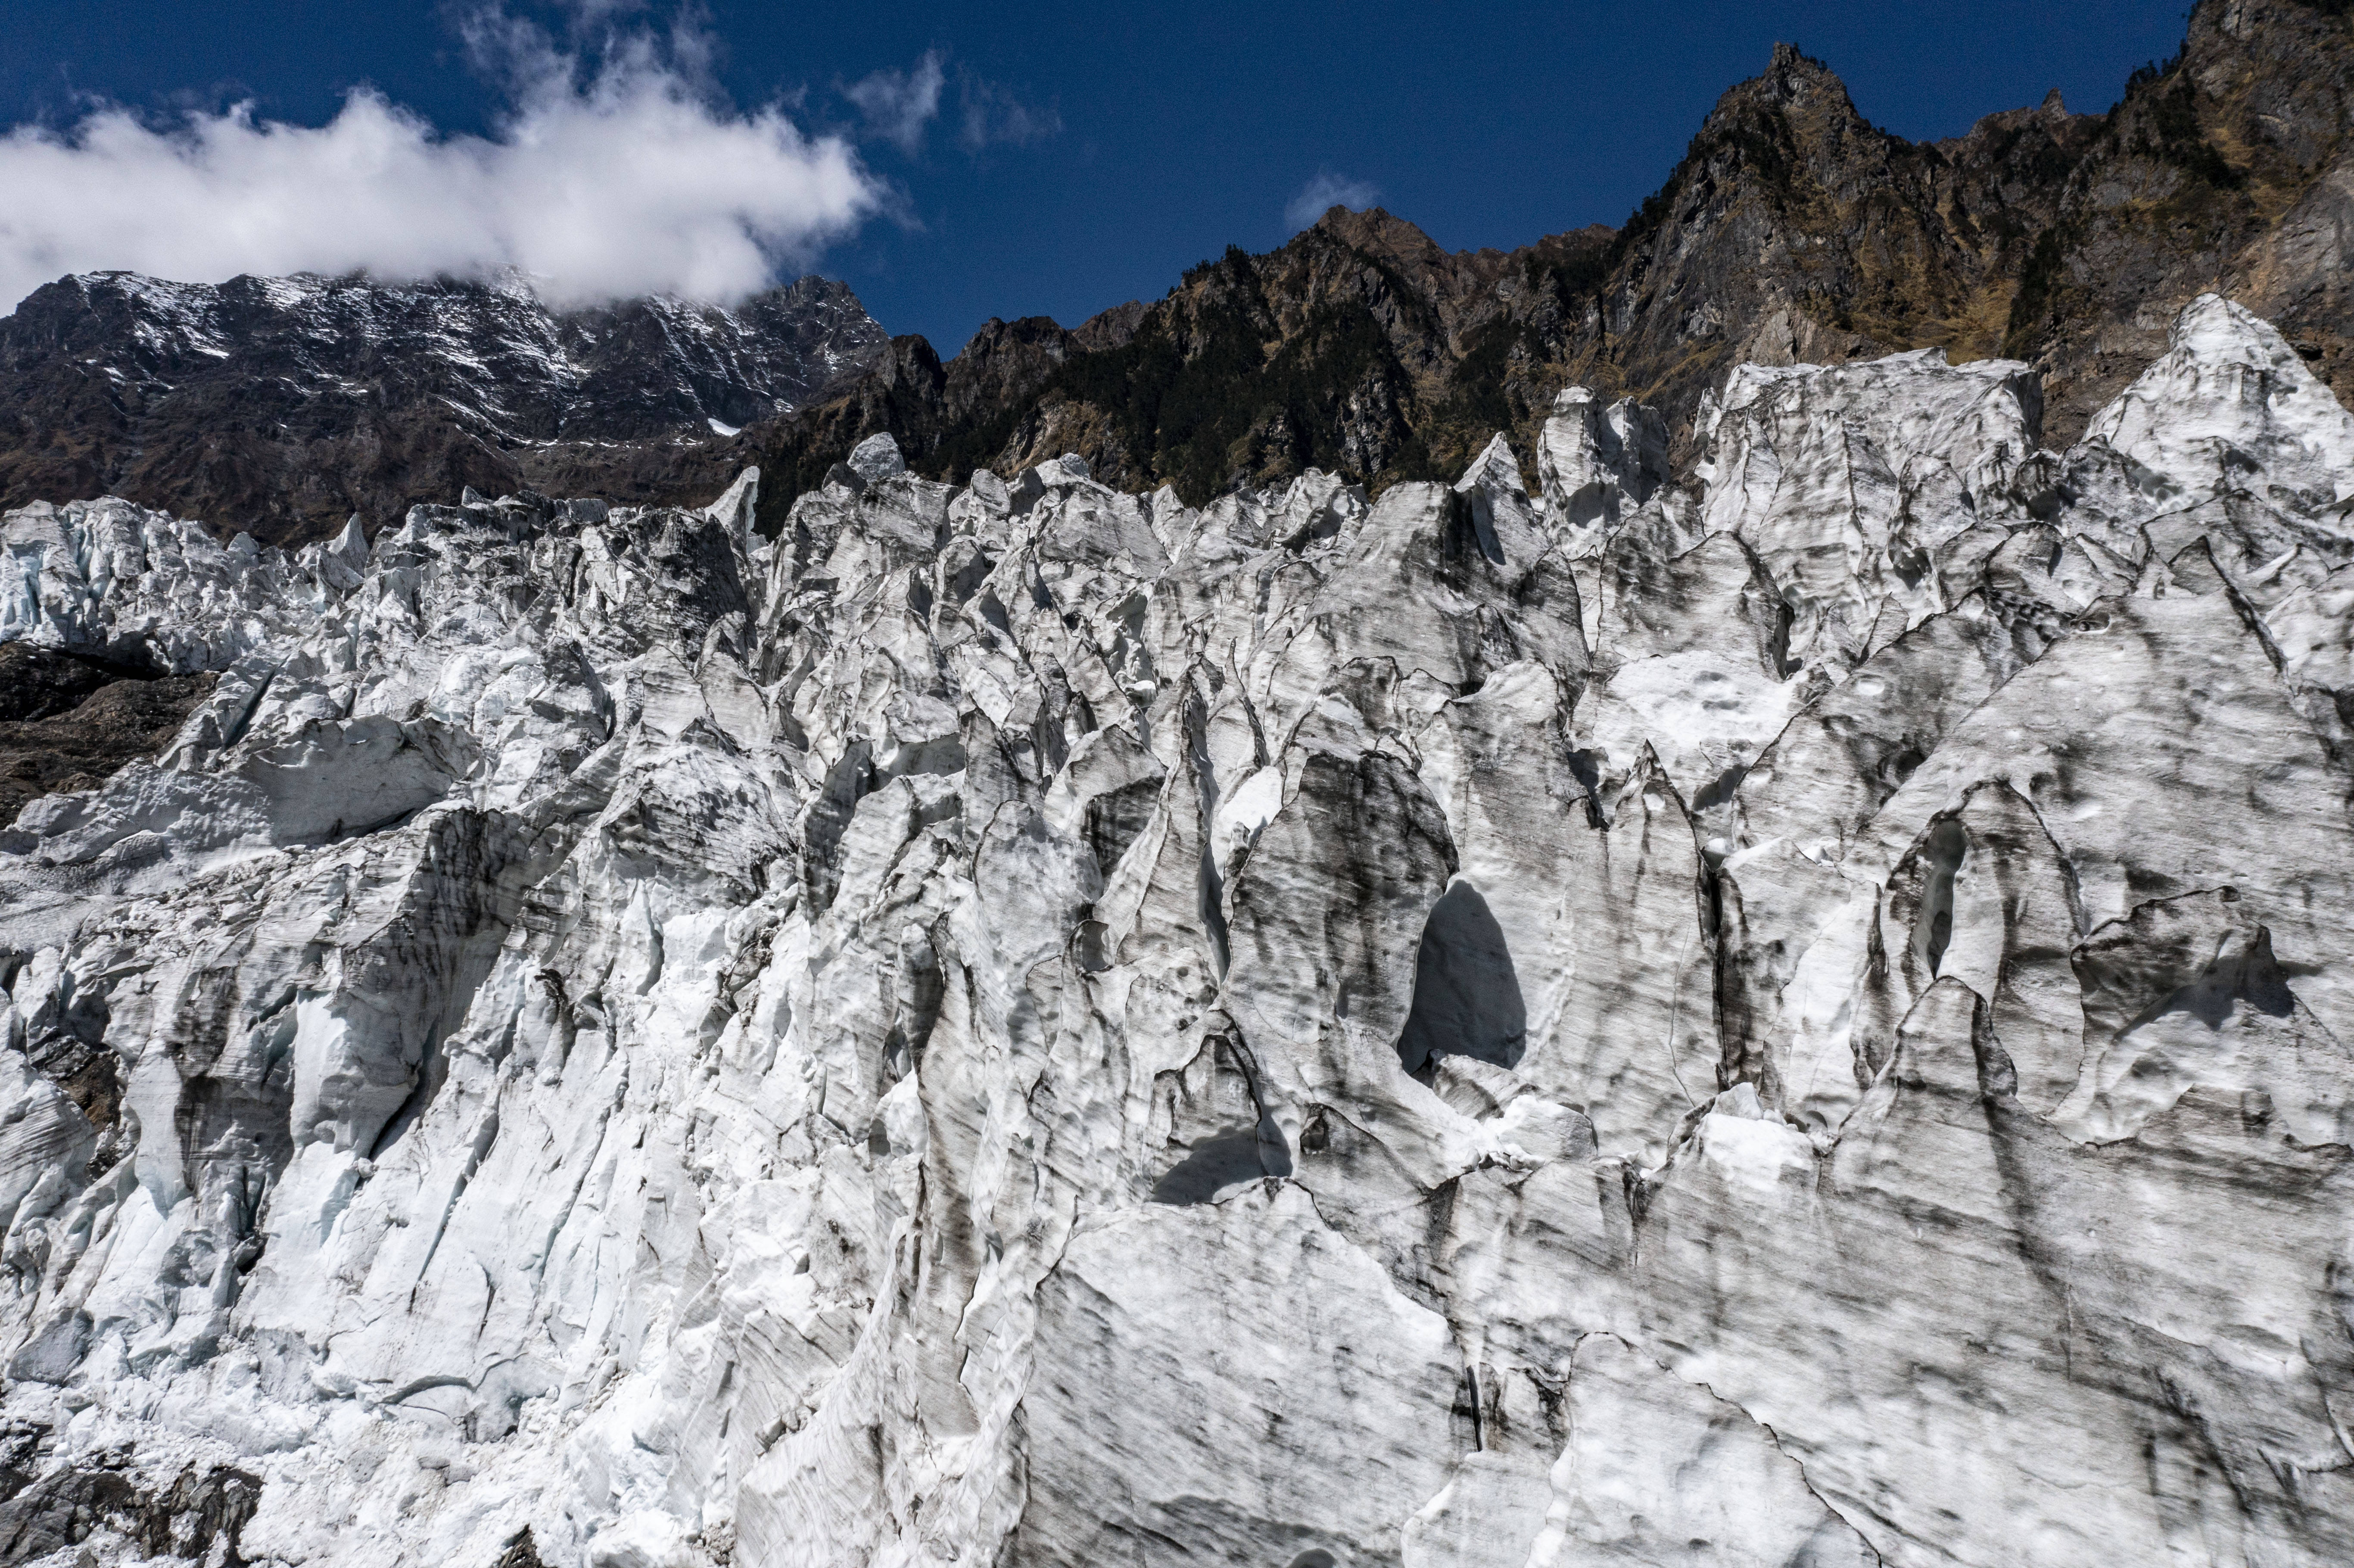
[10, 2, 2346, 558]
[2, 291, 2354, 1567]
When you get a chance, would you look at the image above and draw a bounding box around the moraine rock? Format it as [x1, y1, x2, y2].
[0, 293, 2351, 1567]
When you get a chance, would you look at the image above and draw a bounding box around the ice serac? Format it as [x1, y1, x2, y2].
[1, 292, 2353, 1567]
[1533, 386, 1667, 548]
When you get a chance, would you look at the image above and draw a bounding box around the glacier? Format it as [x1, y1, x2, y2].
[1, 294, 2353, 1566]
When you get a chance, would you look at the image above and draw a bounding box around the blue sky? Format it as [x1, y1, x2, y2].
[2, 1, 2193, 354]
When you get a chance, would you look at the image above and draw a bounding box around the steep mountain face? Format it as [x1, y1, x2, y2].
[3, 291, 2354, 1566]
[750, 0, 2354, 520]
[0, 272, 886, 548]
[2003, 0, 2354, 430]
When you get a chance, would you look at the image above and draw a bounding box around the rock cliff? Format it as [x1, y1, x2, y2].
[1, 290, 2351, 1566]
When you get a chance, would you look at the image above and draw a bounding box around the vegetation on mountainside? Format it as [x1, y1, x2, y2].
[917, 248, 1414, 503]
[2001, 227, 2071, 361]
[910, 243, 1455, 505]
[2121, 55, 2244, 188]
[2002, 15, 2324, 365]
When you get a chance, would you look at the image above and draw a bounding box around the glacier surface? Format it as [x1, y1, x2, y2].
[1, 295, 2353, 1566]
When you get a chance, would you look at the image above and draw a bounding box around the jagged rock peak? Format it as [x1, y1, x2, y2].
[1731, 39, 1868, 121]
[1308, 205, 1458, 265]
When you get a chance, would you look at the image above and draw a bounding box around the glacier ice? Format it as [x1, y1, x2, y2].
[1, 296, 2353, 1566]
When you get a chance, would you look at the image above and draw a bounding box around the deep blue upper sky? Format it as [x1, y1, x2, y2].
[3, 1, 2193, 355]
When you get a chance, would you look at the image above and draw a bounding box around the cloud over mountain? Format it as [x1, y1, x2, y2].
[1284, 170, 1380, 232]
[842, 49, 947, 154]
[0, 12, 883, 311]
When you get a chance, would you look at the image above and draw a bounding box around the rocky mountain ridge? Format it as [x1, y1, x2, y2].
[0, 289, 2352, 1565]
[747, 0, 2354, 526]
[0, 271, 887, 548]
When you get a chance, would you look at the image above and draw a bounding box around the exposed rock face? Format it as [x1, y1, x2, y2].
[0, 648, 217, 829]
[748, 215, 1625, 528]
[0, 271, 887, 548]
[2, 292, 2353, 1566]
[754, 0, 2354, 516]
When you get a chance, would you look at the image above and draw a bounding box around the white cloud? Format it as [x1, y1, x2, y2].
[1285, 171, 1382, 233]
[838, 51, 1056, 158]
[957, 75, 1060, 153]
[841, 49, 946, 155]
[0, 11, 884, 312]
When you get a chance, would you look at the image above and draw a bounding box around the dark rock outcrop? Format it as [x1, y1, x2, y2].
[0, 643, 215, 825]
[0, 1457, 262, 1566]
